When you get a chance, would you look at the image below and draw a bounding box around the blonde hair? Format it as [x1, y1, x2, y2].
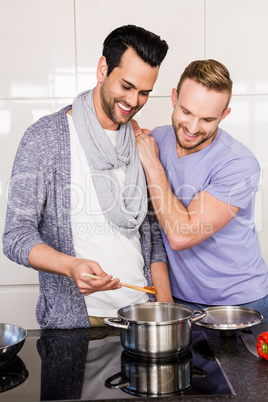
[176, 59, 233, 108]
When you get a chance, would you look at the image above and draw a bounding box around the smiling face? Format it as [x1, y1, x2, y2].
[94, 47, 159, 130]
[171, 78, 231, 157]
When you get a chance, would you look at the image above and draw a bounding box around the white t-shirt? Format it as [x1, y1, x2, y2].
[68, 114, 148, 317]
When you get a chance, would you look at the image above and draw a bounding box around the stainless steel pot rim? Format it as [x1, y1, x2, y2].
[116, 302, 200, 325]
[117, 317, 192, 325]
[194, 306, 263, 330]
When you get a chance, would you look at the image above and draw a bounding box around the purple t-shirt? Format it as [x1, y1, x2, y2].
[152, 125, 268, 305]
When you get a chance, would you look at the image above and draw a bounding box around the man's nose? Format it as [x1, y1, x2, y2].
[187, 117, 199, 134]
[126, 92, 139, 107]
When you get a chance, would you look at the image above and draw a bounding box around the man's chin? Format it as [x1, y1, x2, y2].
[116, 113, 136, 125]
[176, 137, 201, 151]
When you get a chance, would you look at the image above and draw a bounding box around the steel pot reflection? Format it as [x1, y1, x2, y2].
[105, 349, 207, 396]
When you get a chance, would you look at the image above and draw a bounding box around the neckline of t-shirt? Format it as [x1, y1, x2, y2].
[104, 129, 119, 148]
[67, 113, 119, 147]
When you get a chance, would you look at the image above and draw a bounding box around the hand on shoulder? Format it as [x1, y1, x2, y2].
[131, 119, 151, 136]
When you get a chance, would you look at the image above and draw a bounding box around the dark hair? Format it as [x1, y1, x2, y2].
[102, 25, 168, 75]
[176, 59, 233, 108]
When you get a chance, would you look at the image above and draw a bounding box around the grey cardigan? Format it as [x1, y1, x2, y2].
[3, 106, 167, 329]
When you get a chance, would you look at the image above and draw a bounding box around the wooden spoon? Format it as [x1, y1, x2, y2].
[81, 273, 157, 294]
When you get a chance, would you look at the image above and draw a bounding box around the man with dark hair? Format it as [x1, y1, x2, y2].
[133, 59, 268, 320]
[3, 25, 172, 329]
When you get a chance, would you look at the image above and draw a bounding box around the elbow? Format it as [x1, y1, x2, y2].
[167, 234, 191, 251]
[2, 236, 16, 263]
[164, 219, 202, 251]
[2, 233, 10, 259]
[2, 230, 29, 267]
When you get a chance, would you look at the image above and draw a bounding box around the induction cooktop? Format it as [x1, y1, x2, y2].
[0, 329, 235, 401]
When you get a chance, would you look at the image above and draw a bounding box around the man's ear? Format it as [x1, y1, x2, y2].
[171, 88, 178, 108]
[220, 107, 231, 123]
[96, 56, 108, 83]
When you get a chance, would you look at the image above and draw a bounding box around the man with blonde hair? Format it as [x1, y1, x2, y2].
[133, 59, 268, 320]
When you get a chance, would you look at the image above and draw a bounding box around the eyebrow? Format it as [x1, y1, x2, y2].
[122, 79, 153, 93]
[180, 105, 217, 120]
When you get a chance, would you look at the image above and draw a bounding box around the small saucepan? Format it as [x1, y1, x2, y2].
[104, 302, 206, 358]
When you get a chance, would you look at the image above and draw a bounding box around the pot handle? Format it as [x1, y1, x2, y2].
[105, 372, 130, 389]
[103, 317, 130, 330]
[191, 309, 207, 323]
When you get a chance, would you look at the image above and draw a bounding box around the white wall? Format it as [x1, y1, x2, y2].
[0, 0, 267, 329]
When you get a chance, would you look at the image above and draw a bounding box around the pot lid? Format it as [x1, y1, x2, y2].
[194, 306, 263, 330]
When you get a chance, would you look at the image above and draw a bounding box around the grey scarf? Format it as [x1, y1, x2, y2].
[72, 89, 147, 238]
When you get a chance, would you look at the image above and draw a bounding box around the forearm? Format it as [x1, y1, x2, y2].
[144, 160, 193, 249]
[28, 243, 120, 295]
[135, 132, 198, 249]
[28, 243, 75, 277]
[150, 262, 173, 303]
[146, 161, 239, 250]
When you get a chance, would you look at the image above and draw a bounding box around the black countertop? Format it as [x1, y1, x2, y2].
[198, 322, 268, 401]
[1, 322, 268, 402]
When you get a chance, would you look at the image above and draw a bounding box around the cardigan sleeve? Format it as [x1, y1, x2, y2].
[2, 122, 50, 267]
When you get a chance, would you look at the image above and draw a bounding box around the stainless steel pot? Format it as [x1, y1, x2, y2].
[105, 350, 207, 396]
[104, 302, 206, 358]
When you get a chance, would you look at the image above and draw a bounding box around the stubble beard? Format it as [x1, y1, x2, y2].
[100, 86, 139, 126]
[172, 119, 216, 151]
